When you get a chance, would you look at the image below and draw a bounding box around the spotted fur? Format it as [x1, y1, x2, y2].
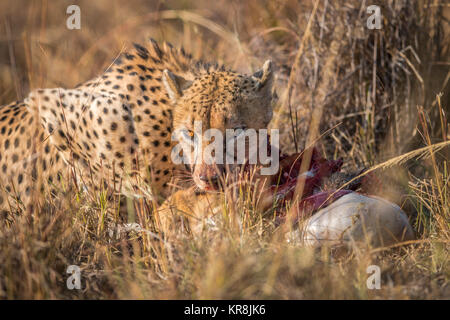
[0, 39, 274, 216]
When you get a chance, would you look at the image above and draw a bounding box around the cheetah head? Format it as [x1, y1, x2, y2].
[162, 60, 275, 191]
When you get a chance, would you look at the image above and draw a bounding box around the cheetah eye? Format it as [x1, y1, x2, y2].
[182, 129, 195, 141]
[233, 126, 247, 139]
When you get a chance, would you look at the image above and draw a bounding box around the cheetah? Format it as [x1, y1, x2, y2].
[0, 39, 274, 216]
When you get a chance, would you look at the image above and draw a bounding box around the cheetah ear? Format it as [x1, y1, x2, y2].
[252, 60, 273, 91]
[162, 69, 192, 103]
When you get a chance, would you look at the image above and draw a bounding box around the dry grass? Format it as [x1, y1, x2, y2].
[0, 0, 449, 299]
